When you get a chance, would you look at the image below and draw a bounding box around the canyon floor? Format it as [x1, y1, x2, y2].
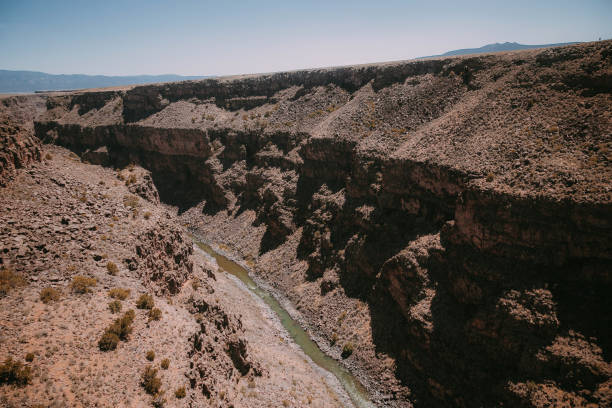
[2, 40, 612, 408]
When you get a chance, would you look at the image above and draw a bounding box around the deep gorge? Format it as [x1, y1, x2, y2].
[33, 41, 612, 407]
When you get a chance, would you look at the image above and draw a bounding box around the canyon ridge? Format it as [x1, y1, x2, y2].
[1, 40, 611, 407]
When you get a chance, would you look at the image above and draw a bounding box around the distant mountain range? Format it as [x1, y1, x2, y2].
[419, 41, 580, 59]
[0, 70, 207, 94]
[1, 42, 581, 93]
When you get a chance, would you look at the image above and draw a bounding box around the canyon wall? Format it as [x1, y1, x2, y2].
[34, 41, 612, 407]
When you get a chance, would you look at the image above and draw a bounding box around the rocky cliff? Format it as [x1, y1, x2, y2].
[34, 41, 612, 407]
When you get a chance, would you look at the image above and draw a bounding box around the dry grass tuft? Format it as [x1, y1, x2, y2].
[136, 293, 154, 310]
[0, 267, 26, 297]
[99, 310, 135, 351]
[141, 365, 162, 395]
[175, 386, 186, 399]
[70, 276, 97, 294]
[160, 358, 170, 370]
[108, 287, 130, 300]
[0, 357, 32, 386]
[146, 350, 155, 361]
[106, 261, 119, 275]
[108, 300, 122, 314]
[39, 287, 61, 303]
[148, 307, 162, 321]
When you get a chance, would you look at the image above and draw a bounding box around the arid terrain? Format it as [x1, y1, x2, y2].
[1, 40, 611, 407]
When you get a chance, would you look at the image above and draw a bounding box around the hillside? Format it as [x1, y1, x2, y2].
[1, 40, 611, 407]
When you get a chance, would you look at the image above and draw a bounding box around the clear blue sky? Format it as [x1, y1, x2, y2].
[1, 0, 610, 76]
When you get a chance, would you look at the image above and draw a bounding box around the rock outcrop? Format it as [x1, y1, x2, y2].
[34, 41, 612, 407]
[0, 120, 41, 187]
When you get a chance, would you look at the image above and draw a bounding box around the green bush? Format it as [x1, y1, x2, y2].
[136, 294, 154, 310]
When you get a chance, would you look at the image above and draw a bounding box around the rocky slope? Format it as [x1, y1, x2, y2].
[0, 141, 351, 407]
[27, 40, 612, 407]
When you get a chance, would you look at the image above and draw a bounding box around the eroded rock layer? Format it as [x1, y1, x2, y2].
[35, 41, 612, 407]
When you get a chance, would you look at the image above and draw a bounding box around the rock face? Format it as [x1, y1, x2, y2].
[34, 41, 612, 407]
[0, 120, 41, 187]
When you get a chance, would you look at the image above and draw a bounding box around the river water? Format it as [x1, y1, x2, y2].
[194, 240, 375, 408]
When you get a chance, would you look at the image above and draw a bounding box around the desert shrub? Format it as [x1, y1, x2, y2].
[148, 307, 162, 321]
[146, 350, 155, 361]
[160, 358, 170, 370]
[98, 331, 119, 351]
[0, 357, 32, 386]
[40, 287, 61, 303]
[123, 194, 140, 208]
[191, 278, 200, 291]
[108, 300, 122, 313]
[25, 353, 34, 362]
[45, 153, 53, 160]
[106, 261, 119, 276]
[175, 386, 186, 399]
[125, 174, 137, 186]
[0, 267, 26, 297]
[341, 342, 354, 359]
[136, 293, 154, 310]
[108, 287, 130, 300]
[143, 211, 152, 220]
[152, 394, 166, 408]
[99, 309, 135, 351]
[141, 365, 161, 395]
[330, 332, 338, 346]
[486, 172, 495, 182]
[70, 276, 97, 294]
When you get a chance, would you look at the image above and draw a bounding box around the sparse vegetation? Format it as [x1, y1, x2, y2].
[341, 342, 354, 359]
[123, 194, 140, 208]
[143, 211, 152, 220]
[136, 293, 154, 310]
[98, 331, 119, 351]
[25, 353, 34, 362]
[70, 275, 97, 294]
[125, 174, 137, 186]
[486, 173, 495, 182]
[108, 287, 130, 300]
[175, 386, 186, 399]
[45, 153, 53, 160]
[108, 300, 122, 313]
[0, 357, 32, 386]
[160, 358, 170, 369]
[330, 332, 338, 346]
[106, 261, 119, 275]
[98, 309, 135, 351]
[0, 267, 26, 297]
[141, 365, 162, 395]
[39, 287, 61, 303]
[148, 307, 162, 321]
[146, 350, 155, 361]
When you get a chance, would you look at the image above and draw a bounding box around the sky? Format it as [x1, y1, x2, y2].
[1, 0, 611, 76]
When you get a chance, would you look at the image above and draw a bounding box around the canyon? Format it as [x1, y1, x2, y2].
[1, 40, 611, 407]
